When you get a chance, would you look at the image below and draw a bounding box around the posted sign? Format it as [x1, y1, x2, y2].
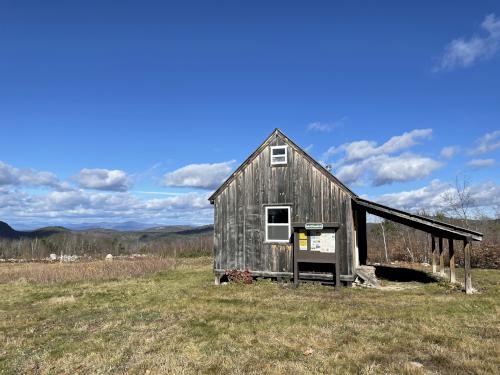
[305, 223, 323, 230]
[299, 230, 308, 251]
[310, 230, 336, 253]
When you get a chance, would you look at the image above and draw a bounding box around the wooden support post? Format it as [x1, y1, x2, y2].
[431, 235, 437, 273]
[293, 262, 299, 288]
[464, 238, 473, 294]
[439, 237, 445, 276]
[356, 208, 367, 265]
[448, 238, 455, 283]
[293, 232, 299, 288]
[214, 274, 221, 286]
[335, 262, 341, 291]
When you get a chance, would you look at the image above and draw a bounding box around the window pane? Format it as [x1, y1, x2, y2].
[267, 208, 289, 224]
[272, 147, 286, 155]
[272, 156, 286, 164]
[268, 225, 289, 241]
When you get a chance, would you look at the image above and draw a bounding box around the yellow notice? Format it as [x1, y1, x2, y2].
[299, 230, 308, 250]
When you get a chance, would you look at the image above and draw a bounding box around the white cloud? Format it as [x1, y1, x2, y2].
[72, 168, 132, 192]
[326, 129, 432, 163]
[374, 179, 500, 213]
[371, 154, 442, 186]
[0, 161, 61, 189]
[304, 144, 314, 153]
[435, 14, 500, 71]
[307, 117, 347, 132]
[144, 192, 209, 210]
[468, 130, 500, 155]
[163, 161, 235, 190]
[440, 146, 460, 159]
[0, 161, 215, 226]
[324, 129, 440, 186]
[0, 188, 212, 225]
[466, 158, 496, 169]
[336, 153, 442, 186]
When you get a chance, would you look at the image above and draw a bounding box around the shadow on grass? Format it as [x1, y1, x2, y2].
[375, 265, 438, 283]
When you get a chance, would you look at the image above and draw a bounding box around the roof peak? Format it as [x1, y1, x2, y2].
[208, 128, 357, 202]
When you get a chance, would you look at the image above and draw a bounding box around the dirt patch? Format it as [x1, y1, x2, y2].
[47, 296, 76, 305]
[380, 284, 419, 291]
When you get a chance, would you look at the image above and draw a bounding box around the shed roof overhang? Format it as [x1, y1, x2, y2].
[354, 197, 483, 242]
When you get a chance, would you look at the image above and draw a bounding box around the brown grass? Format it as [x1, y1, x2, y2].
[0, 259, 498, 374]
[0, 257, 177, 284]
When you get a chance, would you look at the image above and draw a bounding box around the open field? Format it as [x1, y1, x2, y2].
[0, 259, 499, 374]
[0, 257, 177, 284]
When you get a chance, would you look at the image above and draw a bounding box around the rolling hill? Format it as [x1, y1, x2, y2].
[0, 221, 70, 240]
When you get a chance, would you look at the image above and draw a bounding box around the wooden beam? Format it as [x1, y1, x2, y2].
[439, 237, 445, 276]
[357, 208, 367, 265]
[356, 198, 483, 241]
[431, 235, 437, 273]
[464, 238, 473, 294]
[335, 262, 341, 291]
[293, 232, 299, 288]
[448, 238, 456, 283]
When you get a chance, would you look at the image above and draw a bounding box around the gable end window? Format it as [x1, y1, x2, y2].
[271, 145, 287, 165]
[265, 206, 291, 242]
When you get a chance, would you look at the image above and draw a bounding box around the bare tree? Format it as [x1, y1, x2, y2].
[380, 221, 388, 263]
[442, 175, 475, 228]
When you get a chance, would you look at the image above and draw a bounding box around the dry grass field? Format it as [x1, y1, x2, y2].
[0, 257, 177, 284]
[0, 258, 499, 375]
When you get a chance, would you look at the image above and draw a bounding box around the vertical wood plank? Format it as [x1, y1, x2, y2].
[464, 238, 473, 294]
[345, 198, 353, 275]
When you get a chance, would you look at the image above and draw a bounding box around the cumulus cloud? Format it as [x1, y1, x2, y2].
[435, 14, 500, 71]
[0, 161, 215, 226]
[374, 179, 500, 213]
[336, 153, 442, 186]
[0, 160, 61, 189]
[440, 146, 460, 159]
[307, 117, 347, 132]
[163, 161, 235, 190]
[324, 129, 440, 186]
[324, 129, 432, 163]
[468, 130, 500, 155]
[466, 158, 496, 169]
[72, 168, 132, 192]
[0, 188, 212, 225]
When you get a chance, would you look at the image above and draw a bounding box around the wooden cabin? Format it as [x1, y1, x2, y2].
[208, 129, 483, 292]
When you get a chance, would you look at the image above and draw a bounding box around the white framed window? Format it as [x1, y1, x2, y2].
[270, 145, 287, 165]
[265, 206, 291, 242]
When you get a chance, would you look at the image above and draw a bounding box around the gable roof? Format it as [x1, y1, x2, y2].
[208, 128, 357, 203]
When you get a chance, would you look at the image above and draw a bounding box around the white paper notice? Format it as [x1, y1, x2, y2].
[309, 230, 335, 253]
[310, 230, 322, 251]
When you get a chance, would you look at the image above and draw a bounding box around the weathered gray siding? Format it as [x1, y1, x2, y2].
[213, 133, 354, 277]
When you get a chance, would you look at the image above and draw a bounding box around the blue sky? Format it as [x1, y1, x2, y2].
[0, 1, 499, 228]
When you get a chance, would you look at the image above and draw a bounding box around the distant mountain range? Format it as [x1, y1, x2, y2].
[65, 221, 167, 231]
[8, 221, 211, 232]
[0, 220, 214, 241]
[0, 221, 70, 240]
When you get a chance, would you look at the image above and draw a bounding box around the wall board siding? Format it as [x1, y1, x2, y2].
[214, 133, 354, 276]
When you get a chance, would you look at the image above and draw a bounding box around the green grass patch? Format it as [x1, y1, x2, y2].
[0, 260, 498, 374]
